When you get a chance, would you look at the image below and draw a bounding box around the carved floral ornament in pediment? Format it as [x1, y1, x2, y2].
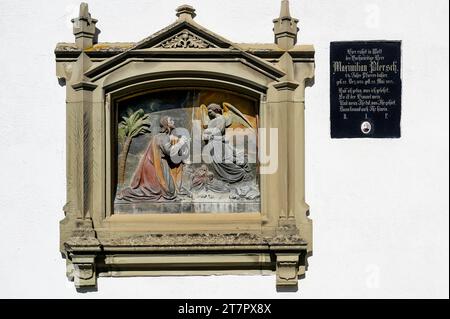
[156, 30, 216, 49]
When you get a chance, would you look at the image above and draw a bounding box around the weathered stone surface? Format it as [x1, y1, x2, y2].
[80, 232, 307, 247]
[65, 236, 101, 249]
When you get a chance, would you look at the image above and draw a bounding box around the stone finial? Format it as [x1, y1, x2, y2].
[273, 0, 299, 50]
[176, 4, 196, 20]
[279, 0, 292, 17]
[71, 3, 98, 49]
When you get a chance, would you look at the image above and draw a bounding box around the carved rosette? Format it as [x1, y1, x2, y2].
[158, 30, 213, 49]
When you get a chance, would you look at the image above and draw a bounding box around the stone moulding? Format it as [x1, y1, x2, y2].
[56, 1, 315, 292]
[66, 233, 307, 248]
[65, 233, 309, 290]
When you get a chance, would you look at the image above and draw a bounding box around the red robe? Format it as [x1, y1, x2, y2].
[118, 134, 183, 201]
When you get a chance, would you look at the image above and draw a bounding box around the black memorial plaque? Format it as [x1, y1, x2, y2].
[330, 41, 402, 138]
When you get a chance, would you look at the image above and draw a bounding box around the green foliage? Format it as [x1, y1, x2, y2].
[118, 108, 151, 144]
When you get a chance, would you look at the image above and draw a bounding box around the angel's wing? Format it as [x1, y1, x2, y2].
[222, 102, 255, 132]
[222, 103, 233, 127]
[200, 104, 210, 128]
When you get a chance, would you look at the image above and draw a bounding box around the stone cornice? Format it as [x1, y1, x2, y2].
[55, 42, 315, 61]
[65, 232, 307, 251]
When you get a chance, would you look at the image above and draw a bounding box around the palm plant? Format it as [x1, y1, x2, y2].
[117, 108, 151, 185]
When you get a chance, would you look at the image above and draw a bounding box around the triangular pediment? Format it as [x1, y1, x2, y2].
[85, 19, 285, 80]
[131, 20, 231, 50]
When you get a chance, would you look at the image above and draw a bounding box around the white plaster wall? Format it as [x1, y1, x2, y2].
[0, 0, 448, 298]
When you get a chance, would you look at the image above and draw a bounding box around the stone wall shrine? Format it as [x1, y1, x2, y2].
[55, 1, 315, 291]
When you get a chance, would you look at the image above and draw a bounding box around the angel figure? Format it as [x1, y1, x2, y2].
[200, 102, 254, 184]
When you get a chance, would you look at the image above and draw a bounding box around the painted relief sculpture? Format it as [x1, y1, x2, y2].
[117, 109, 151, 185]
[112, 90, 260, 214]
[55, 1, 315, 291]
[201, 103, 252, 184]
[117, 116, 190, 202]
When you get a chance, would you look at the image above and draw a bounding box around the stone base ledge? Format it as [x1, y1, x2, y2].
[64, 232, 308, 291]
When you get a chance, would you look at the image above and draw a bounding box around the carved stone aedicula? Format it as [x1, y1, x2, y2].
[55, 1, 315, 291]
